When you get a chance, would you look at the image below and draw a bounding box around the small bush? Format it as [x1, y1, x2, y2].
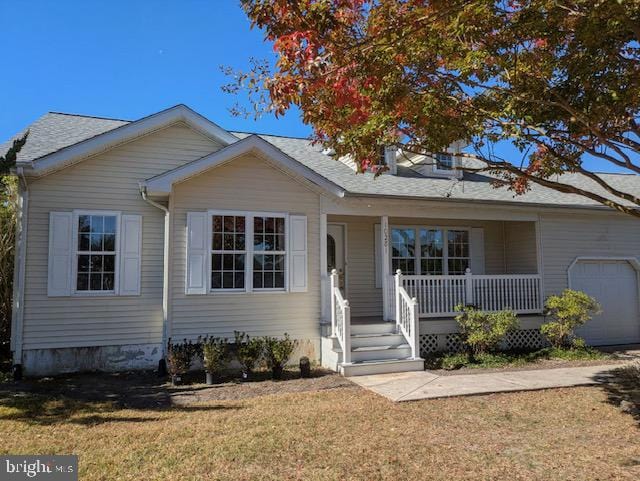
[202, 336, 229, 374]
[425, 345, 609, 370]
[166, 338, 198, 377]
[541, 289, 601, 348]
[262, 333, 297, 379]
[454, 304, 519, 358]
[233, 331, 264, 376]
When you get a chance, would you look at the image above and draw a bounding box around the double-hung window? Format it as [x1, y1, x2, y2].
[210, 211, 287, 292]
[420, 228, 444, 275]
[48, 210, 141, 297]
[253, 215, 286, 290]
[211, 215, 246, 290]
[391, 226, 470, 275]
[434, 153, 454, 173]
[391, 228, 416, 275]
[76, 213, 118, 292]
[446, 229, 470, 275]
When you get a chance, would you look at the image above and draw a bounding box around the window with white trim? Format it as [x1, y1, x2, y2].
[434, 153, 454, 172]
[253, 216, 286, 289]
[211, 215, 246, 290]
[420, 228, 444, 274]
[391, 227, 470, 275]
[76, 214, 117, 292]
[446, 229, 470, 274]
[210, 212, 287, 291]
[391, 228, 416, 274]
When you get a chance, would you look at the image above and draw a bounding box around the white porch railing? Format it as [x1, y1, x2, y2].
[330, 269, 351, 363]
[394, 274, 420, 359]
[389, 269, 543, 319]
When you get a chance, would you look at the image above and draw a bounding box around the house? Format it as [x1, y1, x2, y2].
[4, 104, 640, 376]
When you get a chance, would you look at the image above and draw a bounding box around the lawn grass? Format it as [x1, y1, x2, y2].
[0, 376, 639, 480]
[425, 346, 611, 370]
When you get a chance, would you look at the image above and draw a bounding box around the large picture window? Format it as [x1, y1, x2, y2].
[210, 211, 287, 291]
[76, 214, 117, 292]
[391, 226, 470, 275]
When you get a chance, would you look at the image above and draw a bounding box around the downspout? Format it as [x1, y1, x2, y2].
[140, 185, 170, 376]
[10, 167, 29, 380]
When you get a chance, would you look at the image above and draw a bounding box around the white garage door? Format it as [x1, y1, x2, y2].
[570, 260, 640, 346]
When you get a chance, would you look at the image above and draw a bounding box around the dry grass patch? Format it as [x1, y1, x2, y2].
[0, 376, 639, 480]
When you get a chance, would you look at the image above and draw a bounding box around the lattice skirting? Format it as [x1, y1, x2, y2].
[504, 329, 548, 350]
[419, 329, 547, 356]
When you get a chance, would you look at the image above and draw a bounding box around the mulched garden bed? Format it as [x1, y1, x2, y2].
[423, 347, 635, 376]
[0, 368, 355, 409]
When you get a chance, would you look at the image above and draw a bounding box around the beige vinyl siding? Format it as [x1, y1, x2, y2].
[170, 153, 321, 341]
[22, 124, 221, 349]
[540, 212, 640, 297]
[504, 221, 538, 274]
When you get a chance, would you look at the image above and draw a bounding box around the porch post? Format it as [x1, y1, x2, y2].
[320, 213, 328, 323]
[534, 217, 545, 308]
[465, 268, 474, 306]
[381, 215, 390, 320]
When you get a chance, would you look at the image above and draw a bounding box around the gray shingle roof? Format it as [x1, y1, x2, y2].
[1, 112, 129, 163]
[241, 133, 640, 209]
[3, 112, 638, 210]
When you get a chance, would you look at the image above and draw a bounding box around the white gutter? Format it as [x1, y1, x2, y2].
[139, 186, 170, 371]
[10, 167, 29, 374]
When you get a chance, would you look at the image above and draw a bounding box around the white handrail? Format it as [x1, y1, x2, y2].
[401, 269, 543, 317]
[394, 270, 420, 359]
[330, 269, 351, 364]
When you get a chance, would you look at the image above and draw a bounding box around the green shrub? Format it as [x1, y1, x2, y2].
[541, 289, 601, 348]
[454, 304, 519, 358]
[262, 333, 297, 379]
[233, 331, 264, 376]
[202, 336, 230, 374]
[166, 338, 198, 376]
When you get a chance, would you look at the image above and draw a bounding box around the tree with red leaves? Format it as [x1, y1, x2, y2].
[227, 0, 640, 217]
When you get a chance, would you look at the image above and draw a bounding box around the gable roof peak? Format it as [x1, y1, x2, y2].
[22, 104, 239, 177]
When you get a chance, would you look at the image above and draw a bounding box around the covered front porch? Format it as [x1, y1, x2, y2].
[322, 214, 544, 322]
[320, 211, 545, 375]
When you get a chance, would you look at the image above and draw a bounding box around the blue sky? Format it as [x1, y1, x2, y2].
[0, 1, 632, 174]
[0, 0, 311, 141]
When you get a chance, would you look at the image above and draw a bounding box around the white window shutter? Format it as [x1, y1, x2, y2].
[374, 224, 382, 288]
[289, 215, 308, 292]
[470, 227, 485, 274]
[186, 212, 207, 295]
[119, 214, 142, 296]
[48, 212, 73, 297]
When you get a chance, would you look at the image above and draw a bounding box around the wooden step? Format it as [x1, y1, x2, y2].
[340, 358, 425, 376]
[350, 322, 397, 336]
[350, 332, 407, 348]
[351, 344, 412, 362]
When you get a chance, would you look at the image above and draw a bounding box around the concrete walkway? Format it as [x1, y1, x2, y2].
[348, 363, 630, 402]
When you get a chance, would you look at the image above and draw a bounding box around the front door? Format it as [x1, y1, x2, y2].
[327, 224, 346, 292]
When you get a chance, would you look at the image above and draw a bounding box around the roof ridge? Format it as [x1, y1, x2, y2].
[47, 111, 132, 123]
[231, 130, 313, 141]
